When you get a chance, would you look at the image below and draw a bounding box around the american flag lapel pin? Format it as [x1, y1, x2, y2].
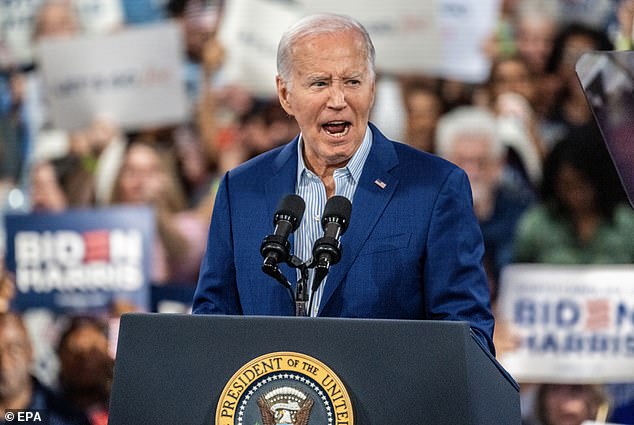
[374, 179, 387, 189]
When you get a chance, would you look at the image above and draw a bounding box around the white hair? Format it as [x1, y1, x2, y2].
[435, 106, 504, 159]
[276, 13, 376, 84]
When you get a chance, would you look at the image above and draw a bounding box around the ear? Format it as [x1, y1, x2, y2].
[276, 75, 294, 116]
[369, 77, 376, 109]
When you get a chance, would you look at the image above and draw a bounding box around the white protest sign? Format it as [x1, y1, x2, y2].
[496, 264, 634, 383]
[218, 0, 302, 98]
[439, 0, 500, 82]
[37, 22, 187, 130]
[298, 0, 500, 82]
[298, 0, 441, 76]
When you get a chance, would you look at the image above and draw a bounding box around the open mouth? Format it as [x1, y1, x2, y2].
[322, 121, 351, 138]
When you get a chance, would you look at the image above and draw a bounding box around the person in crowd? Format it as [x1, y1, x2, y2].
[0, 71, 26, 189]
[435, 106, 534, 299]
[0, 262, 14, 314]
[510, 0, 560, 121]
[401, 79, 444, 153]
[165, 0, 223, 109]
[193, 13, 495, 354]
[67, 118, 127, 207]
[28, 160, 70, 213]
[28, 156, 94, 212]
[487, 55, 537, 109]
[513, 0, 560, 79]
[525, 383, 610, 425]
[0, 312, 89, 425]
[615, 0, 634, 50]
[486, 55, 545, 187]
[110, 141, 208, 285]
[56, 317, 113, 425]
[543, 22, 613, 147]
[514, 127, 634, 264]
[513, 128, 634, 425]
[7, 0, 83, 186]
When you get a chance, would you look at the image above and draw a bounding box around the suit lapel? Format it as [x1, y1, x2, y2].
[264, 137, 300, 214]
[262, 137, 300, 295]
[318, 125, 400, 314]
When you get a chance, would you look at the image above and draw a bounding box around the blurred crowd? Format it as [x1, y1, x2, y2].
[1, 0, 634, 424]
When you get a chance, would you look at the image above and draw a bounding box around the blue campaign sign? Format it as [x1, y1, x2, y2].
[4, 206, 154, 314]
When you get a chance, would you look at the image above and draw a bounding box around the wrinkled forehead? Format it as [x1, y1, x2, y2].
[289, 30, 371, 76]
[290, 28, 369, 57]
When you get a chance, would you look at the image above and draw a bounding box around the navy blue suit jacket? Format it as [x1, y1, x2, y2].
[193, 124, 495, 353]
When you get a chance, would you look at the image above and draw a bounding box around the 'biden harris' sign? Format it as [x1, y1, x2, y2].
[4, 206, 153, 314]
[496, 264, 634, 383]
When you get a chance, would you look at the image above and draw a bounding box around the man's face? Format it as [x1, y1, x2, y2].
[448, 135, 502, 200]
[276, 30, 375, 172]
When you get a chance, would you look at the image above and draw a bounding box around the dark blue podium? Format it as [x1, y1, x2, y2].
[108, 313, 520, 424]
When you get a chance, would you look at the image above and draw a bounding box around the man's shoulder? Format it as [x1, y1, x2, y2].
[386, 139, 462, 181]
[369, 124, 458, 175]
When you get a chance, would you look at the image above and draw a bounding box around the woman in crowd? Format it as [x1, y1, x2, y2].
[110, 141, 208, 285]
[514, 128, 634, 264]
[57, 316, 113, 425]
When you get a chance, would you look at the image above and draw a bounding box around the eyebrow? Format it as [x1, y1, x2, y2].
[304, 72, 365, 82]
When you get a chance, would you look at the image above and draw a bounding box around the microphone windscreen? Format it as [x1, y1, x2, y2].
[322, 195, 352, 232]
[275, 194, 306, 231]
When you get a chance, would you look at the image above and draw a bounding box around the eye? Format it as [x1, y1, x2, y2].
[310, 81, 328, 88]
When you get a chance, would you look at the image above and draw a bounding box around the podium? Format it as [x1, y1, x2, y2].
[108, 313, 520, 424]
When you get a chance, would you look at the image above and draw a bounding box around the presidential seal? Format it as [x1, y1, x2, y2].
[216, 352, 353, 425]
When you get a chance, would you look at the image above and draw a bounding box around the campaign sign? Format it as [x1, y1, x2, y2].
[4, 206, 154, 314]
[299, 0, 441, 76]
[218, 0, 301, 98]
[36, 22, 187, 130]
[497, 264, 634, 383]
[298, 0, 500, 82]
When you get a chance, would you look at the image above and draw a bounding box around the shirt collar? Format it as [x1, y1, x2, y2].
[296, 126, 372, 185]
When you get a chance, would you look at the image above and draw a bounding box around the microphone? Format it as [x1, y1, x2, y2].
[311, 195, 352, 292]
[260, 194, 305, 287]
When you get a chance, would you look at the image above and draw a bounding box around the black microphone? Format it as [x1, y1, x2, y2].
[311, 195, 352, 292]
[260, 194, 305, 287]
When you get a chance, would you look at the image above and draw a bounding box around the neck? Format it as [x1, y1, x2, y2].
[302, 153, 348, 199]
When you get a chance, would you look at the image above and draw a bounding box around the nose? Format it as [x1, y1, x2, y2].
[327, 82, 347, 110]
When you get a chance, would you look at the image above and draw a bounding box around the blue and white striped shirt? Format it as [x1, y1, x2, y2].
[294, 127, 373, 315]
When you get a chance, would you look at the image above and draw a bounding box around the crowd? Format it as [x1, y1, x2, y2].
[1, 0, 634, 424]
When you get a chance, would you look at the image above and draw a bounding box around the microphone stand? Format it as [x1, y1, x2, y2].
[262, 254, 313, 317]
[294, 260, 310, 317]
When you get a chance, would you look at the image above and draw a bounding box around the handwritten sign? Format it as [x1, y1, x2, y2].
[37, 22, 187, 130]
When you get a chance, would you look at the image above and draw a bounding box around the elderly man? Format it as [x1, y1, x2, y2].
[435, 106, 534, 299]
[193, 13, 495, 353]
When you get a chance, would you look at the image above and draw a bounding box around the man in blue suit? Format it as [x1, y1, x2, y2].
[192, 13, 495, 354]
